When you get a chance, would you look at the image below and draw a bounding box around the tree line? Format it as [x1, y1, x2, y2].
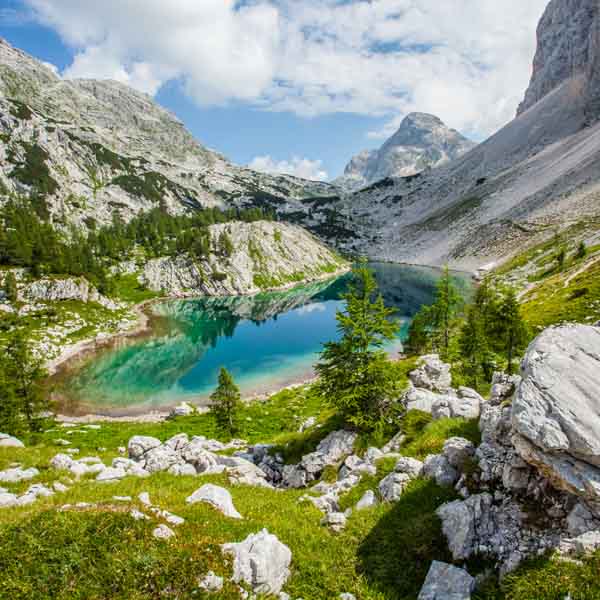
[0, 200, 271, 296]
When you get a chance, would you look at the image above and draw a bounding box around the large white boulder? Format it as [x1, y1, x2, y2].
[0, 467, 39, 483]
[418, 561, 474, 600]
[0, 433, 24, 448]
[222, 529, 292, 594]
[128, 436, 162, 460]
[511, 324, 600, 513]
[186, 484, 242, 519]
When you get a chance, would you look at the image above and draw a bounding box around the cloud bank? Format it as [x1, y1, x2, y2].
[248, 155, 329, 181]
[25, 0, 549, 139]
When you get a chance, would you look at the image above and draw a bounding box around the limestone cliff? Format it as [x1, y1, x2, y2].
[139, 221, 348, 297]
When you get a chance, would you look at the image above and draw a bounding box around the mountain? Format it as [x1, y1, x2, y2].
[264, 0, 600, 270]
[334, 113, 475, 191]
[0, 38, 336, 230]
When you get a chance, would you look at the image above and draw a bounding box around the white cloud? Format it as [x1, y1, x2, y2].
[248, 155, 329, 181]
[24, 0, 550, 139]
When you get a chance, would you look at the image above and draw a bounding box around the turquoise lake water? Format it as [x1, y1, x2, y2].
[58, 263, 471, 414]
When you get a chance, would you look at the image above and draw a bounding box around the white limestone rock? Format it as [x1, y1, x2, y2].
[96, 467, 126, 483]
[356, 490, 378, 511]
[222, 529, 292, 595]
[0, 466, 39, 483]
[186, 484, 242, 519]
[423, 455, 459, 487]
[394, 456, 424, 477]
[153, 524, 176, 540]
[198, 571, 224, 593]
[128, 436, 162, 460]
[409, 355, 452, 393]
[0, 433, 24, 448]
[443, 438, 476, 470]
[379, 472, 413, 502]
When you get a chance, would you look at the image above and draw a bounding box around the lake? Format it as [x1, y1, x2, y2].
[55, 263, 471, 415]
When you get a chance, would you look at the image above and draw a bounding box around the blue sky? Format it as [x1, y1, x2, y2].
[0, 0, 549, 180]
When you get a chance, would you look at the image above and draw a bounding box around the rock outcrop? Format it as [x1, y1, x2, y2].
[512, 324, 600, 514]
[222, 529, 292, 595]
[139, 221, 347, 297]
[335, 113, 475, 192]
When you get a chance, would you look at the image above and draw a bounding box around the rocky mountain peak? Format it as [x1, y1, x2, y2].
[335, 112, 475, 192]
[517, 0, 599, 118]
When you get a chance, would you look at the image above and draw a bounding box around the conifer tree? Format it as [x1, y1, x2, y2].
[459, 305, 488, 389]
[3, 271, 18, 303]
[315, 261, 399, 431]
[1, 332, 49, 434]
[498, 288, 528, 375]
[576, 241, 588, 260]
[210, 367, 241, 437]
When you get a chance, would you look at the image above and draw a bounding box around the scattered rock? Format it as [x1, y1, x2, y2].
[96, 467, 126, 482]
[418, 561, 474, 600]
[355, 490, 378, 511]
[395, 456, 424, 477]
[152, 524, 175, 540]
[298, 416, 316, 432]
[139, 492, 152, 506]
[222, 529, 292, 595]
[198, 571, 224, 593]
[186, 484, 242, 519]
[0, 467, 39, 483]
[130, 509, 150, 521]
[321, 511, 347, 531]
[128, 436, 162, 460]
[170, 402, 195, 417]
[443, 438, 476, 470]
[0, 492, 18, 508]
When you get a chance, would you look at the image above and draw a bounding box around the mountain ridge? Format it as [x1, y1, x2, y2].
[334, 112, 475, 192]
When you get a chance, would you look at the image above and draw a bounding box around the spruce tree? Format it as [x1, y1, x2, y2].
[315, 261, 399, 432]
[3, 271, 18, 303]
[210, 367, 241, 437]
[433, 266, 462, 358]
[2, 332, 49, 433]
[459, 305, 488, 389]
[576, 241, 588, 260]
[498, 288, 528, 375]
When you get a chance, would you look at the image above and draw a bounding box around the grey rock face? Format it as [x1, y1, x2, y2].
[423, 455, 459, 488]
[379, 472, 413, 502]
[186, 484, 242, 519]
[517, 0, 598, 117]
[222, 529, 292, 595]
[443, 438, 476, 470]
[512, 325, 600, 513]
[418, 561, 474, 600]
[336, 113, 475, 191]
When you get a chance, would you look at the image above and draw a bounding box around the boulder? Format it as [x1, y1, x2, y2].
[379, 472, 412, 502]
[395, 456, 424, 477]
[128, 436, 162, 460]
[0, 467, 39, 483]
[443, 438, 476, 470]
[0, 492, 18, 508]
[315, 430, 358, 463]
[409, 355, 452, 392]
[51, 453, 74, 470]
[321, 511, 347, 531]
[512, 325, 600, 514]
[356, 490, 378, 510]
[170, 402, 194, 417]
[423, 455, 459, 487]
[153, 524, 175, 540]
[96, 467, 126, 482]
[143, 446, 181, 473]
[339, 454, 377, 480]
[198, 571, 224, 592]
[222, 529, 292, 595]
[186, 484, 242, 519]
[489, 372, 521, 405]
[405, 386, 452, 414]
[418, 561, 474, 600]
[168, 463, 197, 477]
[164, 433, 189, 452]
[0, 433, 24, 448]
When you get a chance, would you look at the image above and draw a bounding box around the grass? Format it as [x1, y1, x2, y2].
[111, 274, 160, 304]
[0, 378, 482, 600]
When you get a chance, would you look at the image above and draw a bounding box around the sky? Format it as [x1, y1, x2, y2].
[0, 0, 549, 181]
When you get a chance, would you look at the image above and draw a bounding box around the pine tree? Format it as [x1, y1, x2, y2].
[218, 231, 234, 258]
[405, 305, 435, 355]
[315, 261, 400, 431]
[2, 332, 49, 433]
[576, 241, 588, 260]
[210, 367, 241, 437]
[459, 305, 488, 389]
[3, 271, 18, 303]
[498, 288, 529, 375]
[433, 266, 462, 358]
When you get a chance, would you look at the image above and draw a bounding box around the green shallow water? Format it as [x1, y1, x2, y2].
[57, 263, 471, 413]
